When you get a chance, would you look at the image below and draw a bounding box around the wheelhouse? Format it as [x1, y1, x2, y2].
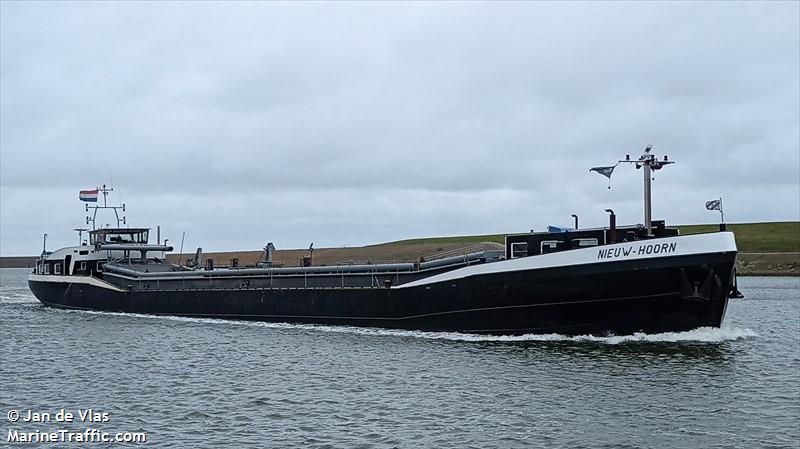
[89, 228, 150, 246]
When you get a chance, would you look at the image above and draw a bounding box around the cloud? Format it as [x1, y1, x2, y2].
[1, 2, 798, 255]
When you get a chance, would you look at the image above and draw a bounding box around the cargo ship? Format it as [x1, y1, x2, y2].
[28, 148, 742, 335]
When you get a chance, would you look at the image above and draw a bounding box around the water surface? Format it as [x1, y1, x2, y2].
[1, 269, 798, 448]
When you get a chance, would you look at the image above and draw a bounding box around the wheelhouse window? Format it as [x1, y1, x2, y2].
[44, 264, 50, 275]
[90, 229, 149, 244]
[97, 262, 104, 272]
[511, 242, 529, 259]
[54, 263, 61, 275]
[541, 240, 563, 254]
[80, 262, 87, 271]
[36, 261, 42, 274]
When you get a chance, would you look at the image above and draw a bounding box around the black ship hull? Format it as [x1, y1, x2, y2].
[28, 241, 737, 336]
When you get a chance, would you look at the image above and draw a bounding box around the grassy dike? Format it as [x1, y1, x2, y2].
[389, 222, 799, 250]
[385, 221, 799, 276]
[679, 222, 799, 276]
[2, 222, 798, 275]
[678, 222, 799, 253]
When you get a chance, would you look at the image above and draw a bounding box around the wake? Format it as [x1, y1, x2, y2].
[68, 309, 758, 344]
[3, 291, 757, 344]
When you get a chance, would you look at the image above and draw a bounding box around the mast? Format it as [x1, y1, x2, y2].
[619, 146, 674, 236]
[643, 154, 652, 233]
[593, 146, 674, 236]
[85, 184, 126, 229]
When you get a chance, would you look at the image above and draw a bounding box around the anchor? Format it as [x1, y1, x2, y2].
[680, 267, 722, 302]
[729, 267, 745, 299]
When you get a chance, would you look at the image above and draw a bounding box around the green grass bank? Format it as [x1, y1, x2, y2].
[2, 222, 798, 274]
[386, 221, 799, 276]
[389, 221, 800, 253]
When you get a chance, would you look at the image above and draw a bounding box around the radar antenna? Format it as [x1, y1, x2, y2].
[73, 228, 89, 245]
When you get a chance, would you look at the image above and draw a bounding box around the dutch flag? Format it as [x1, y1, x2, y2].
[79, 189, 99, 202]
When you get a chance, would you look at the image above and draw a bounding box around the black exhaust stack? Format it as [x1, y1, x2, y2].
[605, 209, 616, 243]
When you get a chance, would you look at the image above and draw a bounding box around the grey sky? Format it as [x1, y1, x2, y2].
[1, 2, 798, 256]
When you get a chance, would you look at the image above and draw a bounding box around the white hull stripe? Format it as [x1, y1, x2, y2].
[28, 274, 127, 292]
[395, 232, 737, 289]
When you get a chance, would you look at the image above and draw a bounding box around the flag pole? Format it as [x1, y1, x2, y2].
[719, 197, 724, 223]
